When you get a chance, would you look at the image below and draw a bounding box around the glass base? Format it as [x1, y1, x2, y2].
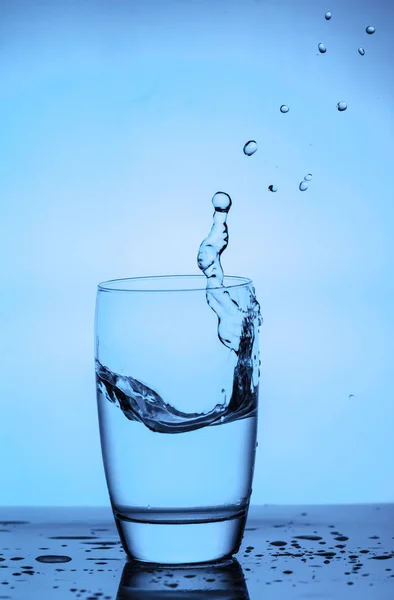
[114, 506, 248, 564]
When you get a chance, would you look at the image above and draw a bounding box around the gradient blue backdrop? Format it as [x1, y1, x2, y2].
[1, 0, 393, 506]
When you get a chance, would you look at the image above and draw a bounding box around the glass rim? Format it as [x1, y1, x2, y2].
[97, 274, 253, 293]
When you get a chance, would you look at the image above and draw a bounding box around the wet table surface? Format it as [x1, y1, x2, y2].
[0, 504, 393, 599]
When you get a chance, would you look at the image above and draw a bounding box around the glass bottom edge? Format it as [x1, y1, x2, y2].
[114, 506, 248, 564]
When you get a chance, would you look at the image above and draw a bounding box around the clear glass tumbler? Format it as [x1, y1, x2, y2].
[95, 275, 260, 564]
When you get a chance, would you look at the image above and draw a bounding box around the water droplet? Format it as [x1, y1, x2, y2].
[366, 26, 375, 34]
[299, 181, 308, 191]
[243, 140, 258, 156]
[349, 394, 354, 398]
[337, 101, 347, 111]
[35, 555, 72, 564]
[212, 191, 232, 213]
[318, 43, 327, 53]
[325, 11, 332, 20]
[358, 47, 365, 56]
[48, 536, 98, 540]
[280, 105, 289, 113]
[268, 185, 278, 192]
[270, 541, 287, 547]
[304, 174, 313, 181]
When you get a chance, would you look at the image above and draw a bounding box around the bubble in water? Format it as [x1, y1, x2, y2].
[299, 181, 308, 192]
[304, 174, 313, 181]
[212, 191, 232, 213]
[358, 47, 365, 56]
[366, 26, 375, 34]
[268, 185, 278, 192]
[280, 105, 289, 113]
[243, 140, 258, 156]
[318, 43, 327, 53]
[325, 11, 332, 20]
[337, 102, 347, 111]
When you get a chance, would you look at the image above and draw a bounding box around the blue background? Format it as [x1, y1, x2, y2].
[0, 0, 393, 506]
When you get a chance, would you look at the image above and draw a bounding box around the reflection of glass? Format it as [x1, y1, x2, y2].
[116, 558, 250, 600]
[95, 275, 259, 564]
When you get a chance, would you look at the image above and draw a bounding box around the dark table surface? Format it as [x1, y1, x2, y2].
[0, 504, 393, 599]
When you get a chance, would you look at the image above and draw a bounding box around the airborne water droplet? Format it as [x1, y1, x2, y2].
[366, 26, 375, 34]
[304, 174, 312, 181]
[243, 140, 258, 156]
[212, 191, 232, 213]
[358, 47, 365, 56]
[280, 104, 289, 113]
[325, 11, 332, 20]
[318, 43, 327, 53]
[299, 181, 308, 192]
[268, 185, 278, 192]
[337, 102, 347, 111]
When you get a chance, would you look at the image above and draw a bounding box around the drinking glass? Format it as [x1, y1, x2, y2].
[95, 275, 260, 564]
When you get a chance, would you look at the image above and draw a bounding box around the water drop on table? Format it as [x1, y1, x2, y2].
[270, 541, 287, 547]
[35, 555, 72, 564]
[337, 102, 347, 111]
[243, 140, 258, 156]
[280, 105, 289, 113]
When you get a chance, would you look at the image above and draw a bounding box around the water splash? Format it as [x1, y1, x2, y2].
[197, 192, 261, 352]
[96, 192, 261, 434]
